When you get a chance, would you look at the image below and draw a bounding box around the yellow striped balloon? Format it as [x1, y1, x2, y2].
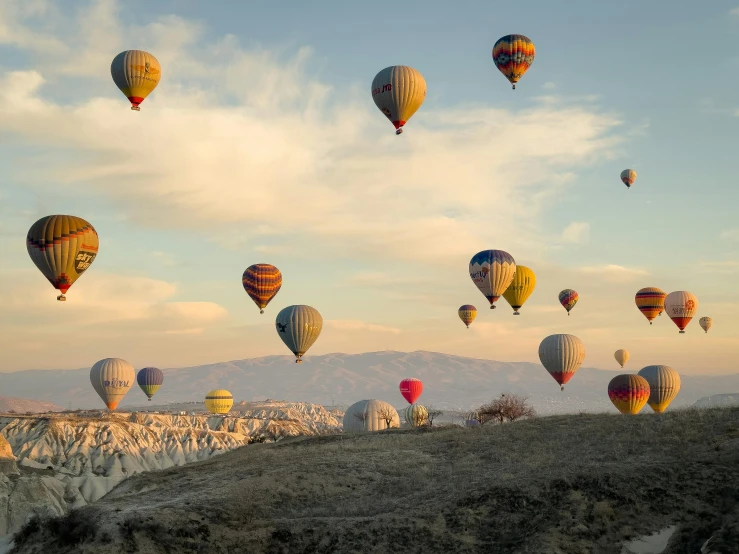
[371, 66, 426, 135]
[635, 287, 666, 324]
[205, 389, 233, 415]
[26, 215, 99, 301]
[637, 365, 681, 413]
[608, 374, 650, 415]
[492, 34, 535, 90]
[502, 265, 536, 315]
[111, 50, 161, 111]
[457, 305, 477, 328]
[242, 264, 282, 314]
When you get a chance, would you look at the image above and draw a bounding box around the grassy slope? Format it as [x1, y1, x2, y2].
[10, 407, 739, 554]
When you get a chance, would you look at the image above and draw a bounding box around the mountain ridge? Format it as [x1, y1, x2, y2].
[2, 351, 738, 415]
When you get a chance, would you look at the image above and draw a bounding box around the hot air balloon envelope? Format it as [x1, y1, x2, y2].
[492, 34, 535, 89]
[469, 250, 516, 309]
[242, 264, 282, 314]
[608, 374, 650, 415]
[371, 66, 426, 135]
[90, 358, 135, 411]
[137, 367, 164, 401]
[275, 305, 323, 363]
[111, 50, 161, 110]
[502, 265, 536, 315]
[399, 378, 423, 404]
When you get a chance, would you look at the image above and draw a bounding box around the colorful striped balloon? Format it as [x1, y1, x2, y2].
[492, 34, 535, 90]
[635, 287, 666, 325]
[469, 250, 516, 309]
[458, 305, 477, 328]
[242, 264, 282, 314]
[558, 289, 579, 315]
[27, 215, 99, 301]
[137, 367, 164, 401]
[637, 365, 681, 413]
[664, 291, 698, 333]
[620, 169, 637, 189]
[608, 374, 650, 415]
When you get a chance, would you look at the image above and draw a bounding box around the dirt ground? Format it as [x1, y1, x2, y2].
[9, 406, 739, 553]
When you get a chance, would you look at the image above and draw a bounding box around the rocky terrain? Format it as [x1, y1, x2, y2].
[8, 406, 739, 554]
[0, 401, 342, 544]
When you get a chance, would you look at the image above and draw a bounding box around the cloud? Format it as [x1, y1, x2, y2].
[561, 222, 590, 244]
[0, 0, 625, 270]
[720, 229, 739, 241]
[324, 320, 402, 335]
[579, 264, 649, 283]
[731, 6, 739, 16]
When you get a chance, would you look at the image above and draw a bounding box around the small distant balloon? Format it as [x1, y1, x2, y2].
[27, 215, 99, 301]
[399, 378, 423, 405]
[404, 404, 428, 428]
[90, 358, 135, 411]
[137, 367, 164, 401]
[608, 374, 650, 415]
[110, 50, 161, 111]
[458, 305, 477, 328]
[620, 169, 637, 189]
[242, 264, 282, 314]
[699, 317, 712, 334]
[614, 349, 630, 368]
[275, 305, 323, 363]
[371, 66, 426, 135]
[664, 291, 698, 333]
[558, 289, 579, 315]
[205, 389, 233, 415]
[635, 287, 666, 325]
[492, 34, 535, 90]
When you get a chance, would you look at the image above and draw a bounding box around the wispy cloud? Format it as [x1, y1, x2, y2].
[561, 222, 590, 244]
[579, 264, 649, 283]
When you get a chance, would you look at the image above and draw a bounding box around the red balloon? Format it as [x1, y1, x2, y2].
[399, 378, 423, 404]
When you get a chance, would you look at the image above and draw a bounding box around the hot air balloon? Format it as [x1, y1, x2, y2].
[614, 349, 630, 368]
[242, 264, 282, 314]
[608, 374, 650, 415]
[558, 289, 579, 315]
[635, 287, 666, 325]
[502, 265, 536, 315]
[275, 305, 323, 363]
[664, 291, 698, 333]
[637, 365, 681, 413]
[699, 317, 712, 334]
[404, 404, 428, 428]
[399, 378, 423, 405]
[205, 389, 233, 415]
[90, 358, 135, 411]
[343, 399, 400, 432]
[458, 305, 477, 328]
[469, 250, 516, 309]
[538, 334, 585, 391]
[137, 367, 164, 401]
[492, 34, 535, 90]
[27, 215, 99, 301]
[620, 169, 637, 189]
[111, 50, 161, 111]
[371, 66, 426, 135]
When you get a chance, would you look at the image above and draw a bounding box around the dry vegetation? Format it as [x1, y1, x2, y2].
[10, 407, 739, 553]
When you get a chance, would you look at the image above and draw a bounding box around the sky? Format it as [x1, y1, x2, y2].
[1, 0, 738, 374]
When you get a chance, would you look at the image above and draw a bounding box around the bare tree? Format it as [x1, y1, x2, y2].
[376, 406, 398, 429]
[353, 410, 369, 428]
[478, 394, 536, 424]
[425, 406, 444, 426]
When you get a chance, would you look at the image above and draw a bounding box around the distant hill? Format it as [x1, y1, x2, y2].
[0, 396, 62, 413]
[693, 394, 739, 408]
[3, 351, 739, 415]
